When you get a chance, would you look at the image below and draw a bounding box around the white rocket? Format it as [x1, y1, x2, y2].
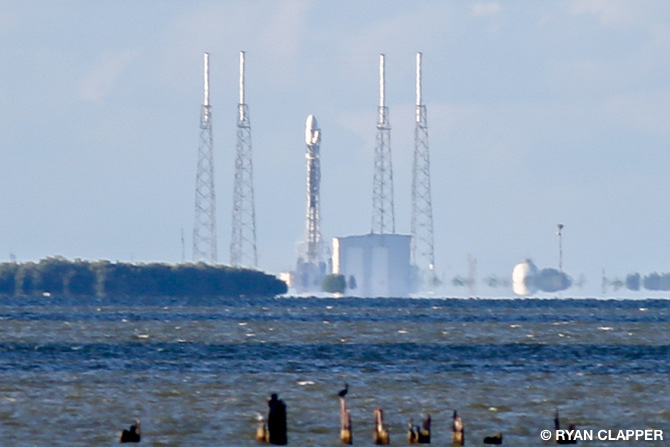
[304, 114, 322, 265]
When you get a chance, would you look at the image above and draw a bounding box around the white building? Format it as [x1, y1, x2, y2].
[332, 233, 412, 297]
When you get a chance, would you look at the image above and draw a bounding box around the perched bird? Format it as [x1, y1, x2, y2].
[407, 418, 419, 443]
[452, 410, 464, 446]
[483, 432, 503, 444]
[119, 420, 141, 443]
[340, 395, 352, 445]
[373, 407, 390, 445]
[338, 383, 349, 398]
[255, 413, 268, 442]
[418, 414, 431, 444]
[554, 409, 577, 444]
[408, 414, 431, 444]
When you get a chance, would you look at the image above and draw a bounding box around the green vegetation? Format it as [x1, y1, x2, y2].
[641, 272, 670, 291]
[449, 268, 670, 294]
[347, 275, 357, 291]
[322, 274, 346, 294]
[451, 275, 472, 288]
[625, 273, 641, 291]
[532, 268, 572, 293]
[604, 272, 670, 292]
[0, 257, 287, 298]
[482, 275, 510, 288]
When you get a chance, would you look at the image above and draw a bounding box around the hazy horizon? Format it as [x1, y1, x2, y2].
[1, 1, 669, 297]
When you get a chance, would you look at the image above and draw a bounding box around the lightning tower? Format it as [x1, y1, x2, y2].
[411, 52, 436, 283]
[371, 54, 395, 234]
[192, 52, 217, 263]
[230, 51, 258, 267]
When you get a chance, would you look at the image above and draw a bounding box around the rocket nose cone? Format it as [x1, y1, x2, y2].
[305, 114, 318, 145]
[306, 114, 317, 130]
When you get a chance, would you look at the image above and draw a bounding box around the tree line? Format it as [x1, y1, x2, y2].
[609, 272, 670, 292]
[452, 270, 670, 293]
[453, 268, 573, 293]
[0, 257, 287, 298]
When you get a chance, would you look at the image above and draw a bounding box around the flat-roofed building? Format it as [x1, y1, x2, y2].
[332, 233, 412, 297]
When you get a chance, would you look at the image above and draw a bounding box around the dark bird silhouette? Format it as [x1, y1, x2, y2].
[452, 410, 464, 446]
[339, 394, 352, 444]
[483, 432, 503, 444]
[338, 383, 349, 398]
[267, 393, 288, 445]
[119, 420, 141, 443]
[418, 414, 431, 443]
[554, 409, 577, 444]
[373, 407, 390, 445]
[408, 413, 430, 444]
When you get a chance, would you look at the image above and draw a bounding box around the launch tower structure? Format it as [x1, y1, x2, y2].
[371, 54, 395, 234]
[411, 52, 436, 283]
[304, 114, 324, 266]
[192, 52, 217, 263]
[230, 51, 258, 268]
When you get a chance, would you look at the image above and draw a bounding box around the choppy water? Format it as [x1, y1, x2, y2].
[0, 296, 668, 446]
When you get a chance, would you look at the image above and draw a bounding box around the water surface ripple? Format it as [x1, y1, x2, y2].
[0, 297, 667, 446]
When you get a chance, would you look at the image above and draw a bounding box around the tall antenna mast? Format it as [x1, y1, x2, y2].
[371, 53, 395, 234]
[411, 52, 436, 284]
[192, 52, 217, 263]
[230, 50, 258, 267]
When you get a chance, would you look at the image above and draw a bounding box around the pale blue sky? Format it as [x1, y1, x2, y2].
[1, 1, 669, 296]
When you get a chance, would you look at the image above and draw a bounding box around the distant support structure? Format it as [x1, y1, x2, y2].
[230, 50, 258, 268]
[411, 52, 436, 283]
[192, 52, 217, 263]
[371, 53, 395, 234]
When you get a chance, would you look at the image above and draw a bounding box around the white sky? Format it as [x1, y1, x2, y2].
[1, 1, 669, 297]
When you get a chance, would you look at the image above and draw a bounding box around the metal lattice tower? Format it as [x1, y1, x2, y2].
[304, 115, 323, 265]
[371, 53, 395, 234]
[192, 52, 217, 263]
[230, 51, 258, 267]
[411, 52, 436, 279]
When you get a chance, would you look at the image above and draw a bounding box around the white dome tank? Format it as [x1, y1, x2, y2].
[512, 259, 538, 296]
